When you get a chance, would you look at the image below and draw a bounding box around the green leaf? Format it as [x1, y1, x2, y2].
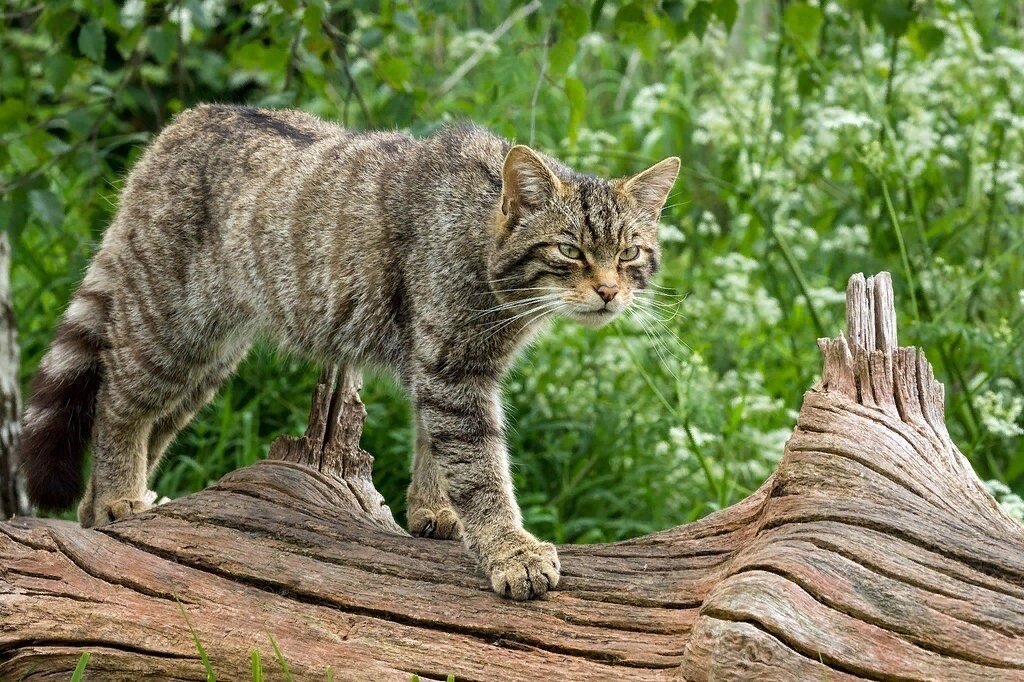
[44, 54, 74, 94]
[558, 1, 590, 39]
[78, 19, 106, 63]
[359, 27, 385, 49]
[876, 0, 915, 37]
[548, 33, 576, 79]
[0, 99, 28, 127]
[712, 0, 738, 32]
[393, 10, 420, 33]
[146, 24, 177, 65]
[614, 2, 657, 58]
[783, 3, 823, 55]
[28, 190, 64, 228]
[565, 76, 586, 145]
[302, 2, 323, 35]
[907, 21, 945, 58]
[377, 56, 411, 89]
[687, 1, 713, 40]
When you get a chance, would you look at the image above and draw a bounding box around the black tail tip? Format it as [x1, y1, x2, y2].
[25, 465, 84, 512]
[19, 419, 89, 512]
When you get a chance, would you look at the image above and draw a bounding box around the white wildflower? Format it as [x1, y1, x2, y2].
[630, 84, 667, 130]
[976, 390, 1024, 439]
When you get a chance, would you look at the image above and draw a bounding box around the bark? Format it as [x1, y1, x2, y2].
[0, 231, 27, 518]
[2, 272, 1023, 681]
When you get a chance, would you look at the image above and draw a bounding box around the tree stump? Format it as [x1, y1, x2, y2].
[0, 231, 27, 519]
[2, 272, 1023, 681]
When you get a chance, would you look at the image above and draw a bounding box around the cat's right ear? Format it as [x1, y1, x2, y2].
[500, 145, 561, 219]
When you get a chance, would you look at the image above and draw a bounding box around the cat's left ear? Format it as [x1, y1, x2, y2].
[501, 145, 562, 218]
[619, 157, 681, 217]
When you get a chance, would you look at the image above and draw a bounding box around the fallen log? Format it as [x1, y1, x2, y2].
[2, 272, 1023, 681]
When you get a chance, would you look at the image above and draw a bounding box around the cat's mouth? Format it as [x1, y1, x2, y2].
[570, 307, 618, 327]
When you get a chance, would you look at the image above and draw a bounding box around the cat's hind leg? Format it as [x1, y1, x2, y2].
[146, 341, 250, 478]
[79, 382, 157, 527]
[79, 343, 204, 527]
[407, 413, 463, 540]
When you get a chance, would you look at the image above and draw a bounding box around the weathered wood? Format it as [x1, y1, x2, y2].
[0, 232, 27, 519]
[2, 272, 1023, 681]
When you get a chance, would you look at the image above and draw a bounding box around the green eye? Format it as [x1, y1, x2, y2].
[558, 244, 583, 259]
[620, 246, 641, 261]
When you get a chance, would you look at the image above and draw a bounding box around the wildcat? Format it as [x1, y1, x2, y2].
[19, 105, 679, 600]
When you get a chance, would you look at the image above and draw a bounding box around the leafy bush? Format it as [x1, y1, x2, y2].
[3, 0, 1022, 540]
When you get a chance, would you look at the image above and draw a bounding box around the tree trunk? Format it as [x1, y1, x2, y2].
[2, 272, 1023, 681]
[0, 231, 27, 519]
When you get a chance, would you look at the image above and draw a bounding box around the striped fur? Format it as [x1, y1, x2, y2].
[19, 105, 678, 599]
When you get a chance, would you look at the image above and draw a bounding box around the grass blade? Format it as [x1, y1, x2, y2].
[70, 652, 90, 682]
[251, 649, 263, 682]
[175, 596, 216, 681]
[268, 633, 293, 681]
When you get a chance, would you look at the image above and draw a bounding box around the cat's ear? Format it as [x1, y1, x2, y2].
[620, 157, 681, 217]
[501, 145, 561, 216]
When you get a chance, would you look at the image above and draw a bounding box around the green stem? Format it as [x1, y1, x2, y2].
[881, 179, 920, 321]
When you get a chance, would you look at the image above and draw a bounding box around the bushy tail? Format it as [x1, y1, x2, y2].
[19, 287, 109, 511]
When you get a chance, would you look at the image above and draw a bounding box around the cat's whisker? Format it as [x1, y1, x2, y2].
[626, 310, 686, 382]
[634, 292, 682, 306]
[632, 319, 689, 374]
[465, 293, 563, 319]
[473, 300, 565, 343]
[635, 307, 693, 355]
[637, 287, 689, 303]
[488, 286, 562, 295]
[638, 286, 686, 298]
[482, 274, 528, 285]
[467, 291, 562, 311]
[635, 300, 682, 323]
[633, 293, 684, 313]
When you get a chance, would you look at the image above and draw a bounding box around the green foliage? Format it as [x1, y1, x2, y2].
[4, 0, 1023, 540]
[250, 649, 263, 682]
[268, 634, 294, 682]
[176, 597, 216, 681]
[69, 652, 90, 682]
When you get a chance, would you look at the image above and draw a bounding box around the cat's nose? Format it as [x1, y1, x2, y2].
[595, 284, 618, 303]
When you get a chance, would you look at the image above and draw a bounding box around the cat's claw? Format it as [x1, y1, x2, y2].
[409, 506, 462, 540]
[88, 496, 152, 527]
[485, 534, 560, 600]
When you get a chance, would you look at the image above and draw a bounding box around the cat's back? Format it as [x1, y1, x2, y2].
[108, 105, 418, 263]
[122, 105, 354, 215]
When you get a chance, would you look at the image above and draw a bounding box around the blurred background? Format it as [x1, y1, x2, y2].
[2, 0, 1022, 539]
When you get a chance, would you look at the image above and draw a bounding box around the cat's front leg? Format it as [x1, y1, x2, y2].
[413, 374, 560, 600]
[407, 412, 463, 540]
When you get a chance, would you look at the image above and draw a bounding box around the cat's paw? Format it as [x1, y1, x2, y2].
[483, 531, 560, 600]
[81, 494, 153, 527]
[408, 505, 463, 540]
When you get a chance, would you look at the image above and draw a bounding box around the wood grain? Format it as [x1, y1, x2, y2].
[0, 232, 27, 518]
[2, 272, 1023, 681]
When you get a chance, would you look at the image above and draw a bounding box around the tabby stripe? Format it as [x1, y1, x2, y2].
[491, 243, 553, 284]
[416, 391, 485, 422]
[429, 424, 502, 446]
[520, 267, 571, 288]
[579, 183, 599, 243]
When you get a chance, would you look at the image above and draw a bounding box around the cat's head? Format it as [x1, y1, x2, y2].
[488, 145, 679, 327]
